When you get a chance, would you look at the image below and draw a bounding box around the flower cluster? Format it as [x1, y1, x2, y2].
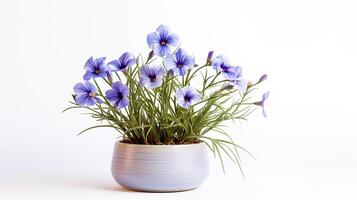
[74, 25, 205, 110]
[67, 24, 269, 151]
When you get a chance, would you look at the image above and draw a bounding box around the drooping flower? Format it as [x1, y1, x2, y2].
[232, 66, 248, 93]
[212, 55, 240, 80]
[163, 48, 195, 76]
[83, 57, 109, 80]
[105, 81, 129, 108]
[176, 86, 201, 109]
[108, 52, 136, 72]
[254, 91, 270, 117]
[73, 82, 102, 106]
[139, 64, 166, 89]
[147, 25, 180, 57]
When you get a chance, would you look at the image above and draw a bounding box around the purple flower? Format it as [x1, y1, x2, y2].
[83, 57, 109, 80]
[212, 55, 240, 80]
[108, 52, 136, 72]
[147, 25, 180, 57]
[139, 64, 166, 89]
[163, 48, 195, 76]
[176, 86, 201, 109]
[73, 82, 102, 106]
[105, 81, 129, 108]
[232, 67, 248, 93]
[254, 91, 270, 117]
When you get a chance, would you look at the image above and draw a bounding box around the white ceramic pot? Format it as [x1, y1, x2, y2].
[111, 142, 209, 192]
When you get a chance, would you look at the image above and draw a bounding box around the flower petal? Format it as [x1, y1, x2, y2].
[154, 45, 171, 57]
[85, 82, 96, 93]
[105, 89, 118, 101]
[139, 77, 150, 88]
[212, 55, 230, 70]
[166, 33, 179, 47]
[112, 81, 122, 92]
[156, 25, 170, 39]
[120, 52, 135, 67]
[95, 57, 106, 67]
[177, 67, 186, 76]
[97, 71, 108, 79]
[233, 78, 248, 93]
[85, 97, 96, 106]
[163, 55, 177, 70]
[175, 88, 184, 99]
[118, 97, 129, 108]
[147, 32, 160, 49]
[75, 94, 88, 106]
[156, 65, 166, 77]
[151, 78, 163, 88]
[73, 83, 88, 93]
[261, 107, 267, 117]
[223, 68, 238, 80]
[108, 60, 120, 71]
[178, 99, 191, 109]
[235, 66, 242, 77]
[191, 92, 201, 103]
[121, 86, 129, 96]
[112, 81, 129, 96]
[84, 57, 95, 69]
[263, 91, 270, 101]
[83, 71, 93, 80]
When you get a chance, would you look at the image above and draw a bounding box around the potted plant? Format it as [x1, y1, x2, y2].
[64, 25, 269, 192]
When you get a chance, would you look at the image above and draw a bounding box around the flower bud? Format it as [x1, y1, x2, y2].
[147, 50, 154, 62]
[106, 71, 113, 86]
[206, 51, 214, 65]
[223, 84, 234, 90]
[258, 74, 267, 83]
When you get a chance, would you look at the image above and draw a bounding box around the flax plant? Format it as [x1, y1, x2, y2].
[64, 25, 269, 174]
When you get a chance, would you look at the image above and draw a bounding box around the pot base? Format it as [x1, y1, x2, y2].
[120, 185, 199, 193]
[111, 142, 209, 193]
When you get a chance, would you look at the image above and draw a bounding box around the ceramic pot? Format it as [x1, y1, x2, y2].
[111, 142, 209, 192]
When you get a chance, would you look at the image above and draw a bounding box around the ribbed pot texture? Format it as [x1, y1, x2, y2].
[111, 142, 209, 192]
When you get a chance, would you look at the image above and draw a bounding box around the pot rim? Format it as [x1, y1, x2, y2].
[115, 141, 206, 148]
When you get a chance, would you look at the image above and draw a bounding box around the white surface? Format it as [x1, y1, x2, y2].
[1, 0, 357, 199]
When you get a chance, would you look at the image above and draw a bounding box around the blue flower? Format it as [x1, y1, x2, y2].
[163, 48, 195, 76]
[212, 55, 240, 80]
[73, 82, 102, 106]
[254, 91, 270, 117]
[83, 57, 109, 80]
[105, 81, 129, 108]
[232, 67, 248, 93]
[147, 25, 180, 57]
[139, 64, 166, 89]
[176, 86, 201, 109]
[108, 52, 136, 72]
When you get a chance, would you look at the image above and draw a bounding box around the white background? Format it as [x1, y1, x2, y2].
[1, 0, 357, 199]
